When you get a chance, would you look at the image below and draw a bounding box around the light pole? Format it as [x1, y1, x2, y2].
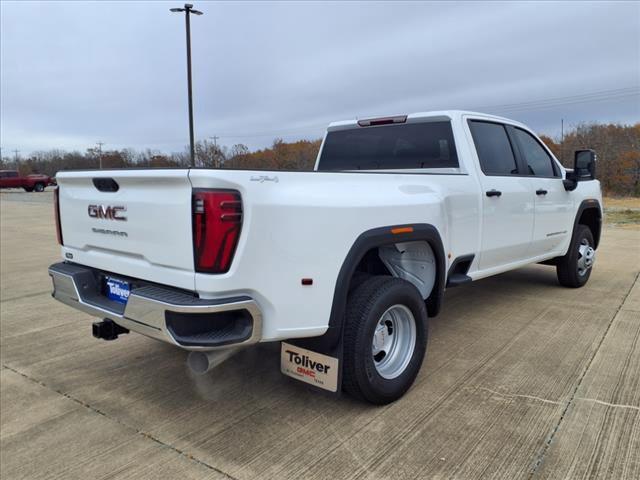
[170, 3, 203, 167]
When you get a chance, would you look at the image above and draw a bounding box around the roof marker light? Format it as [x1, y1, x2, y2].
[358, 115, 407, 127]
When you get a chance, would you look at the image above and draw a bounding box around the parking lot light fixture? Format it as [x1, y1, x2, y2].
[170, 4, 203, 167]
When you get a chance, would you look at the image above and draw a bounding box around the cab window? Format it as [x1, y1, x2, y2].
[468, 121, 519, 176]
[513, 128, 558, 177]
[317, 121, 459, 171]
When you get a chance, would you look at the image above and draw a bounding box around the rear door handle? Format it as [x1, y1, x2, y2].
[536, 189, 548, 195]
[486, 189, 502, 197]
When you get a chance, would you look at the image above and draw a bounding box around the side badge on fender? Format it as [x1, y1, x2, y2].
[250, 175, 279, 183]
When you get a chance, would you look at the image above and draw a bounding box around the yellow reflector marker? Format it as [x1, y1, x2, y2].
[391, 226, 414, 234]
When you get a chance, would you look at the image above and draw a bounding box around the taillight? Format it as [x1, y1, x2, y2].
[192, 190, 242, 273]
[54, 187, 63, 245]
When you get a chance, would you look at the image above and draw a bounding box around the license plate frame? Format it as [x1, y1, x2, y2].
[104, 276, 130, 305]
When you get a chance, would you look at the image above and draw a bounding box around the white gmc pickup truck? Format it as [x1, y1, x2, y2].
[49, 111, 602, 404]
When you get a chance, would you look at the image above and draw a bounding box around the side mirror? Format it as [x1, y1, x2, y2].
[563, 149, 596, 191]
[575, 149, 597, 180]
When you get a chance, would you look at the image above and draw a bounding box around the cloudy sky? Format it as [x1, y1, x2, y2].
[1, 1, 639, 156]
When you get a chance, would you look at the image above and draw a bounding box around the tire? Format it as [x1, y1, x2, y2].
[342, 275, 428, 404]
[34, 183, 45, 192]
[348, 271, 372, 294]
[556, 225, 595, 288]
[23, 187, 34, 192]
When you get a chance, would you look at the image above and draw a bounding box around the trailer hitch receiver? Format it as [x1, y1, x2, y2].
[92, 319, 129, 341]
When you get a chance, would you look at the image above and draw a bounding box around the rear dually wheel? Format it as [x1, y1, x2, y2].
[342, 276, 428, 404]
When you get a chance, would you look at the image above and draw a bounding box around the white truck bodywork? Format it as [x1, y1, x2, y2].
[52, 111, 602, 348]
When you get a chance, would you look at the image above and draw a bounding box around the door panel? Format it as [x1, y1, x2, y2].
[479, 176, 534, 269]
[509, 127, 573, 258]
[529, 178, 572, 256]
[468, 120, 534, 270]
[2, 173, 21, 188]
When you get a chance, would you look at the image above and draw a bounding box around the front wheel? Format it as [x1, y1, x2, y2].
[34, 183, 45, 192]
[556, 225, 595, 288]
[342, 276, 428, 404]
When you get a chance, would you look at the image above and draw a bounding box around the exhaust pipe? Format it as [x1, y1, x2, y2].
[187, 348, 240, 375]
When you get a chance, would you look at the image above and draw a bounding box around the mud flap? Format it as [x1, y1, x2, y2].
[280, 332, 344, 397]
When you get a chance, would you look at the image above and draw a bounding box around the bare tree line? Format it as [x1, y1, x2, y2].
[540, 122, 639, 195]
[2, 122, 638, 195]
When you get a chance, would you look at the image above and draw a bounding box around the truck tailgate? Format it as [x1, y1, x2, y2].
[56, 170, 195, 290]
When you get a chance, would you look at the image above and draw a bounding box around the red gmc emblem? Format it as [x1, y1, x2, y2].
[88, 205, 127, 221]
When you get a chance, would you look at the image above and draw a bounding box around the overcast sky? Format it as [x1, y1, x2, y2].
[1, 1, 639, 156]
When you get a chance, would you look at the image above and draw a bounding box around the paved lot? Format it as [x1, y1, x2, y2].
[1, 193, 639, 480]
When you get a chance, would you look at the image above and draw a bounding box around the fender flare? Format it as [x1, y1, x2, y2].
[321, 224, 446, 347]
[573, 199, 602, 249]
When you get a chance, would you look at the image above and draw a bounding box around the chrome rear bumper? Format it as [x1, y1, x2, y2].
[48, 262, 262, 351]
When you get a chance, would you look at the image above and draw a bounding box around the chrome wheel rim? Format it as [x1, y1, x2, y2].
[577, 238, 595, 276]
[372, 304, 416, 379]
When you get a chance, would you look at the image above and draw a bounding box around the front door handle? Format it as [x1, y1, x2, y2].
[536, 189, 548, 195]
[486, 189, 502, 197]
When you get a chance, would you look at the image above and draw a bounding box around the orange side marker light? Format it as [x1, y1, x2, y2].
[391, 226, 414, 235]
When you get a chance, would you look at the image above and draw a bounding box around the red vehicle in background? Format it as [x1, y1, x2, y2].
[0, 170, 53, 192]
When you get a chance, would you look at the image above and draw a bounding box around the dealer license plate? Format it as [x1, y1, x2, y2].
[104, 277, 130, 304]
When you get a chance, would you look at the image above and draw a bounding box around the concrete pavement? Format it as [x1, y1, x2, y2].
[1, 194, 638, 479]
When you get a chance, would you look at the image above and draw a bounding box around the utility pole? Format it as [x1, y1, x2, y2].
[12, 149, 20, 164]
[96, 142, 105, 169]
[560, 118, 564, 164]
[171, 3, 204, 167]
[209, 135, 219, 167]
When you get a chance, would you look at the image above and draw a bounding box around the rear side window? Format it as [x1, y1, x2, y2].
[468, 121, 518, 176]
[513, 128, 557, 177]
[317, 121, 459, 171]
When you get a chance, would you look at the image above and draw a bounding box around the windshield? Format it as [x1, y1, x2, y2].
[317, 121, 458, 171]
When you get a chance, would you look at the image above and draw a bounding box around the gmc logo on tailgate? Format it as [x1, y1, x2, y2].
[88, 205, 127, 221]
